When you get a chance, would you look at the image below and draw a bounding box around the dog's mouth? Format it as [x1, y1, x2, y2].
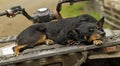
[87, 33, 102, 43]
[86, 34, 104, 45]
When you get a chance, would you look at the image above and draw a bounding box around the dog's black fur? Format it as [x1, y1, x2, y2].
[13, 14, 105, 56]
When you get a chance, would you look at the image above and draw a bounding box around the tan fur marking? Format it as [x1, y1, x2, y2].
[93, 40, 103, 45]
[34, 35, 46, 45]
[45, 39, 54, 45]
[67, 40, 74, 44]
[14, 45, 26, 56]
[84, 35, 87, 40]
[88, 33, 101, 42]
[72, 30, 78, 34]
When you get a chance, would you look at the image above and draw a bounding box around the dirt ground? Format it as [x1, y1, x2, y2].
[0, 0, 57, 38]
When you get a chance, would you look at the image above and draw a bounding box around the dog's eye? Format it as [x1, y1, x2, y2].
[89, 28, 94, 32]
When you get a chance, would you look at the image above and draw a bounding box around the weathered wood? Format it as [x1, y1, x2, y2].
[98, 0, 120, 29]
[0, 38, 120, 65]
[105, 18, 120, 29]
[89, 46, 120, 59]
[0, 36, 16, 43]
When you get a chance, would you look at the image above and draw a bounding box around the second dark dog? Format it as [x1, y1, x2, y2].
[13, 14, 105, 56]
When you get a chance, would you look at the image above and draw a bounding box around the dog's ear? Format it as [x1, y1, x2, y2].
[97, 17, 104, 28]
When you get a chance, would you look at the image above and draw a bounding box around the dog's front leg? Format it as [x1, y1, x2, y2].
[45, 39, 54, 45]
[93, 40, 103, 45]
[66, 40, 76, 45]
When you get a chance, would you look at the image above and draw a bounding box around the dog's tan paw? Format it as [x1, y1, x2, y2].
[67, 40, 75, 45]
[13, 47, 20, 56]
[13, 45, 26, 56]
[45, 39, 54, 45]
[93, 40, 103, 45]
[14, 51, 20, 56]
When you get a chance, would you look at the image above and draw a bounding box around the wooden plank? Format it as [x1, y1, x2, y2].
[102, 3, 120, 29]
[0, 36, 16, 43]
[104, 7, 120, 20]
[89, 46, 120, 59]
[0, 39, 120, 65]
[105, 18, 120, 29]
[104, 13, 120, 23]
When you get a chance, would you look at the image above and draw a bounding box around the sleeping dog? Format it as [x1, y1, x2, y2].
[13, 14, 105, 56]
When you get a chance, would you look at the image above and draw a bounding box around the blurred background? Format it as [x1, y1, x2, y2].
[0, 0, 100, 38]
[0, 0, 120, 38]
[0, 0, 58, 38]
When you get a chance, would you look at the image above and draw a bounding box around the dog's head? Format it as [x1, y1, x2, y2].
[72, 17, 105, 44]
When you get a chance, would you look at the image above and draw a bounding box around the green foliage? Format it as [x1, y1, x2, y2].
[60, 3, 84, 17]
[89, 11, 101, 20]
[60, 2, 100, 20]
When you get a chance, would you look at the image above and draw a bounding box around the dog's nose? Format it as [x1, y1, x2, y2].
[100, 31, 105, 36]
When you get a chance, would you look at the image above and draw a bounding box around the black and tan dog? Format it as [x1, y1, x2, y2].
[13, 14, 105, 56]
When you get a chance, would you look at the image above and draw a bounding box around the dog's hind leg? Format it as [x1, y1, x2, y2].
[13, 34, 47, 56]
[13, 45, 27, 56]
[13, 45, 34, 56]
[13, 35, 54, 56]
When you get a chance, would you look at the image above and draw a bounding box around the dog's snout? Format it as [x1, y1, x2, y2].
[96, 29, 105, 36]
[100, 31, 105, 36]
